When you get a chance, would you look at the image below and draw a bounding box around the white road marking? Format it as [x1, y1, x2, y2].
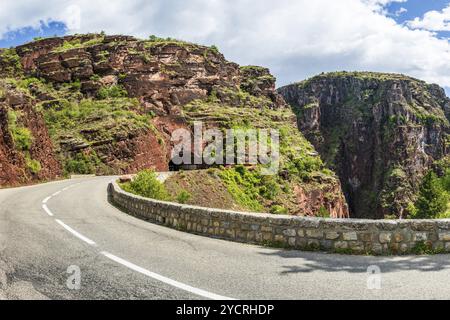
[101, 251, 235, 300]
[42, 196, 51, 204]
[42, 180, 232, 299]
[62, 183, 80, 191]
[42, 183, 77, 215]
[42, 204, 54, 217]
[55, 219, 96, 246]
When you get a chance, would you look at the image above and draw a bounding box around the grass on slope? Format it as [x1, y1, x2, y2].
[39, 98, 154, 148]
[178, 96, 340, 214]
[164, 169, 246, 211]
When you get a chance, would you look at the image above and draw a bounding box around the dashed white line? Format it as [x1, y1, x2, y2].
[42, 183, 96, 245]
[42, 204, 54, 216]
[100, 251, 235, 300]
[41, 181, 232, 299]
[55, 219, 97, 246]
[42, 196, 51, 204]
[62, 185, 74, 191]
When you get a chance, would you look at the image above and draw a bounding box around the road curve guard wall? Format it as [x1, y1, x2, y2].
[108, 181, 450, 255]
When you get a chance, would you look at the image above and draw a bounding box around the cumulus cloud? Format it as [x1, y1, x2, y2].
[407, 4, 450, 32]
[363, 0, 407, 12]
[0, 0, 450, 91]
[395, 7, 408, 16]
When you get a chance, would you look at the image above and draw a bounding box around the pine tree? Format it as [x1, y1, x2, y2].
[414, 172, 448, 219]
[441, 169, 450, 192]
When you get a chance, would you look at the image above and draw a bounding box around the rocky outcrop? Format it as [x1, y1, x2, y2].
[293, 182, 348, 218]
[16, 35, 286, 112]
[0, 34, 347, 218]
[8, 35, 289, 176]
[239, 66, 287, 109]
[0, 84, 61, 185]
[279, 72, 450, 219]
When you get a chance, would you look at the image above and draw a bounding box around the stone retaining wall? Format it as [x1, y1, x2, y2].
[108, 181, 450, 255]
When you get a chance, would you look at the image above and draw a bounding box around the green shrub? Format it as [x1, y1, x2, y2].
[0, 48, 22, 74]
[176, 190, 192, 204]
[17, 77, 43, 89]
[441, 169, 450, 192]
[26, 157, 42, 174]
[270, 205, 288, 215]
[53, 36, 104, 52]
[219, 165, 285, 212]
[70, 80, 81, 91]
[411, 171, 449, 219]
[90, 74, 101, 81]
[148, 35, 161, 42]
[97, 85, 128, 99]
[64, 152, 101, 175]
[121, 170, 170, 201]
[8, 111, 33, 151]
[13, 127, 33, 151]
[317, 206, 331, 218]
[412, 241, 434, 255]
[219, 166, 264, 212]
[210, 45, 219, 54]
[259, 176, 281, 200]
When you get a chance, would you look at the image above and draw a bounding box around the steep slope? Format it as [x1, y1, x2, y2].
[279, 72, 450, 219]
[0, 34, 348, 217]
[178, 98, 348, 217]
[0, 81, 61, 185]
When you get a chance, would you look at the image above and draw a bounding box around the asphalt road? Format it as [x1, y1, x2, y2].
[1, 176, 450, 300]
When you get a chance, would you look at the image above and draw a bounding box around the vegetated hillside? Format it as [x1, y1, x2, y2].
[175, 94, 349, 216]
[164, 170, 246, 211]
[0, 33, 348, 217]
[0, 81, 61, 185]
[279, 72, 450, 219]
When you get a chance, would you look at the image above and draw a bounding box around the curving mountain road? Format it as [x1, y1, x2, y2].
[1, 177, 450, 300]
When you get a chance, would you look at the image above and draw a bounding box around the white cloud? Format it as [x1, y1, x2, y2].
[407, 4, 450, 32]
[362, 0, 407, 15]
[0, 0, 450, 91]
[395, 7, 408, 16]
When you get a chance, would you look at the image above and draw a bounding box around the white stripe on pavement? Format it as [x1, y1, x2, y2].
[42, 196, 51, 204]
[55, 219, 96, 246]
[41, 181, 233, 300]
[42, 204, 54, 217]
[100, 251, 235, 300]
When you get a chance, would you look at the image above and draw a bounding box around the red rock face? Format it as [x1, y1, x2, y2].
[280, 72, 450, 219]
[0, 107, 21, 186]
[0, 34, 348, 218]
[293, 184, 349, 218]
[4, 35, 288, 180]
[0, 88, 61, 186]
[16, 35, 285, 112]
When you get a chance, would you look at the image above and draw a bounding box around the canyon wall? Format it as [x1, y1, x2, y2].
[280, 72, 450, 219]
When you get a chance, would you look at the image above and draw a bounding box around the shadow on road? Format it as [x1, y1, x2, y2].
[259, 249, 450, 274]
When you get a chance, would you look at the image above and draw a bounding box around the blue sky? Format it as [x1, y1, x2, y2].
[386, 0, 450, 38]
[0, 0, 449, 96]
[387, 0, 448, 22]
[0, 21, 66, 48]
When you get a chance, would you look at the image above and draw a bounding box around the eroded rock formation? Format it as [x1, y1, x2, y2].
[0, 34, 348, 217]
[0, 85, 61, 185]
[279, 72, 450, 219]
